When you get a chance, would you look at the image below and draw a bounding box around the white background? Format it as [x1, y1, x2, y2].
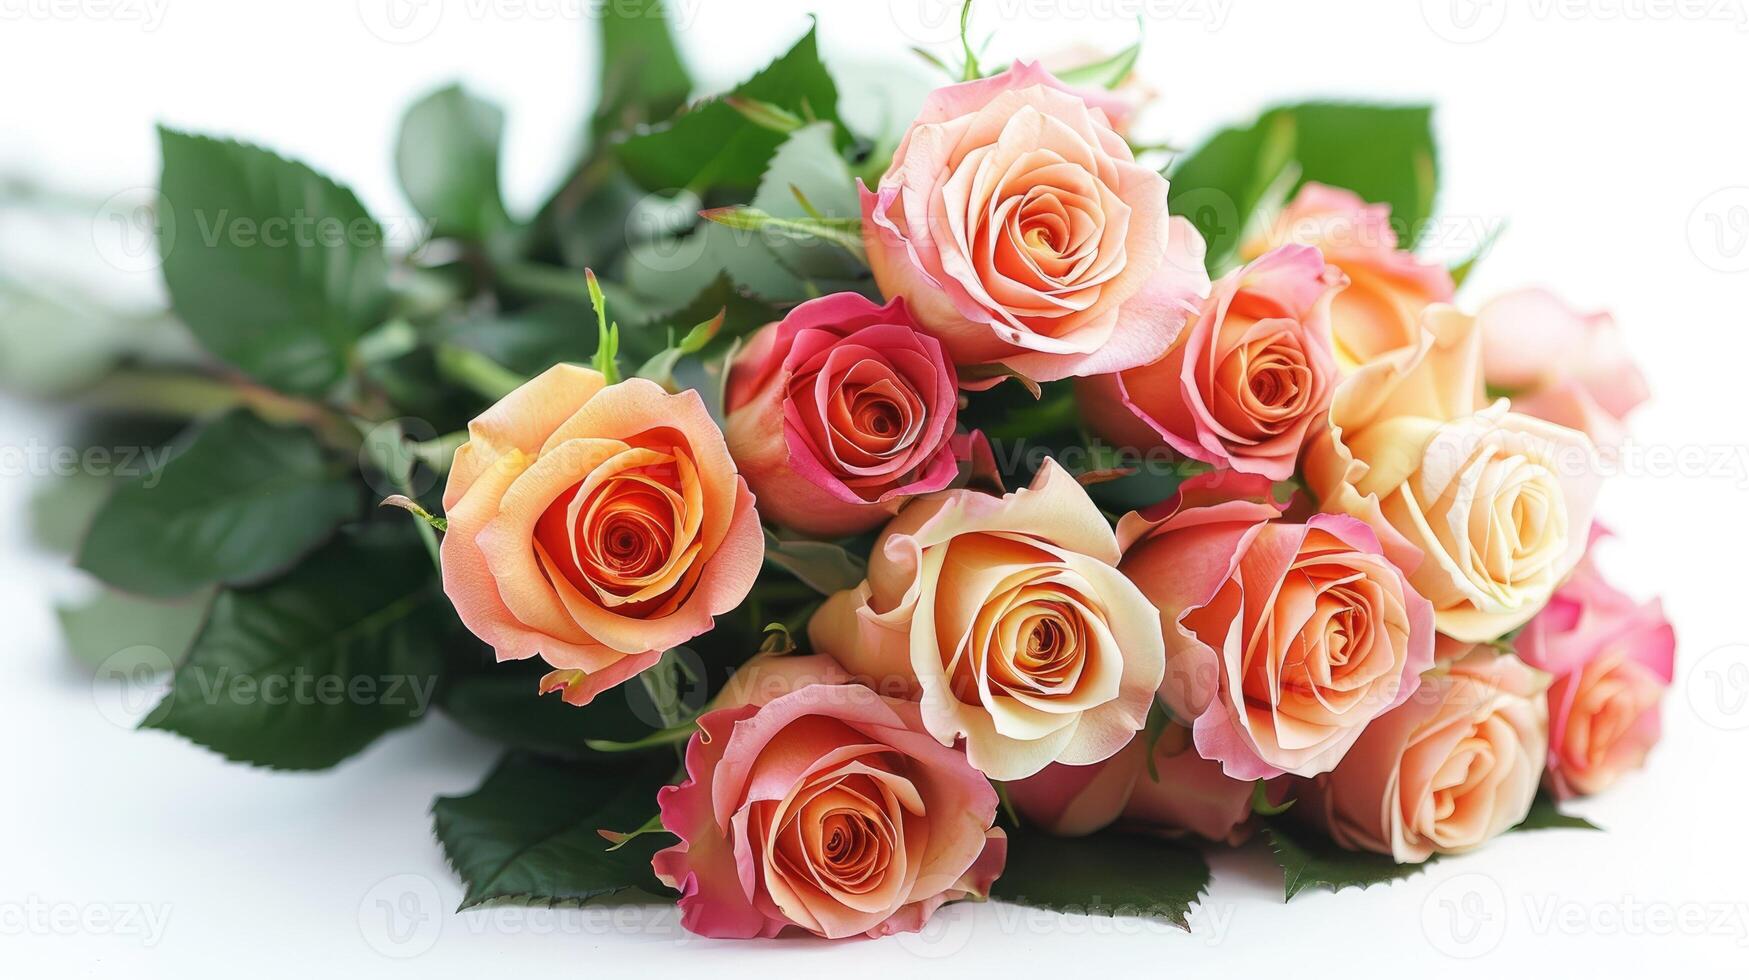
[3, 0, 1749, 975]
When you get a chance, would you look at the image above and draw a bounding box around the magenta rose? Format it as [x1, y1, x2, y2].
[863, 60, 1209, 385]
[1078, 243, 1345, 479]
[725, 292, 967, 537]
[653, 661, 1005, 940]
[1515, 533, 1675, 799]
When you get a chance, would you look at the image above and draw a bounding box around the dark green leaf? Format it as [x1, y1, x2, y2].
[1167, 111, 1297, 271]
[592, 0, 693, 142]
[140, 524, 446, 769]
[1263, 820, 1437, 901]
[438, 666, 658, 761]
[77, 410, 359, 598]
[991, 827, 1210, 929]
[1283, 103, 1438, 247]
[432, 753, 674, 908]
[616, 27, 844, 193]
[1514, 792, 1601, 832]
[157, 127, 390, 394]
[57, 587, 213, 670]
[396, 84, 510, 241]
[763, 529, 867, 595]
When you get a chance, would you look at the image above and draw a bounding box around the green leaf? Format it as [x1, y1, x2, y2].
[1514, 792, 1602, 832]
[616, 26, 844, 194]
[432, 753, 674, 908]
[396, 84, 510, 241]
[157, 127, 390, 394]
[77, 410, 359, 598]
[1167, 111, 1297, 272]
[57, 587, 213, 670]
[633, 308, 723, 390]
[1262, 820, 1437, 901]
[585, 269, 621, 384]
[991, 827, 1210, 929]
[591, 0, 692, 142]
[438, 666, 660, 761]
[436, 302, 591, 378]
[1053, 41, 1141, 89]
[763, 528, 868, 595]
[1283, 103, 1438, 247]
[140, 524, 447, 770]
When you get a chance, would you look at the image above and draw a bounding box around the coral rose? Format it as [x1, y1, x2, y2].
[652, 674, 1005, 939]
[1245, 182, 1453, 372]
[725, 293, 967, 537]
[1303, 305, 1602, 642]
[440, 365, 762, 706]
[1077, 243, 1344, 479]
[1118, 471, 1435, 780]
[1515, 534, 1675, 799]
[1296, 647, 1549, 863]
[864, 60, 1210, 385]
[808, 460, 1165, 780]
[1476, 287, 1650, 446]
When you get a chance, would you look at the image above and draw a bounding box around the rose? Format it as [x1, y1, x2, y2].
[863, 60, 1210, 385]
[1077, 243, 1344, 479]
[440, 365, 761, 706]
[808, 460, 1165, 780]
[1303, 305, 1603, 642]
[652, 671, 1005, 939]
[1118, 471, 1435, 780]
[1515, 535, 1675, 798]
[1244, 182, 1453, 371]
[1295, 648, 1549, 862]
[1008, 724, 1261, 844]
[1476, 288, 1650, 446]
[724, 293, 966, 537]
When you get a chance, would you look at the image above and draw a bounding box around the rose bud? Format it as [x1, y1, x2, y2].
[653, 680, 1005, 940]
[1514, 534, 1675, 799]
[864, 60, 1210, 385]
[440, 366, 761, 706]
[1077, 243, 1345, 480]
[1243, 182, 1453, 371]
[1477, 288, 1650, 447]
[1296, 648, 1549, 863]
[1118, 471, 1435, 780]
[725, 293, 966, 537]
[808, 460, 1165, 781]
[1303, 305, 1602, 643]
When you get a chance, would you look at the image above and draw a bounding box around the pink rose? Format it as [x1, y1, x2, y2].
[1077, 244, 1344, 479]
[652, 670, 1005, 940]
[1246, 182, 1453, 371]
[1516, 535, 1675, 799]
[1118, 472, 1435, 780]
[864, 60, 1210, 385]
[725, 293, 966, 537]
[1476, 288, 1650, 446]
[1296, 648, 1549, 863]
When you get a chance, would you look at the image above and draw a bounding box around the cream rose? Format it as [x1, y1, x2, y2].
[807, 460, 1165, 780]
[1303, 306, 1602, 642]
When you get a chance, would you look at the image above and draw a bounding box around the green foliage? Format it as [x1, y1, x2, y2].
[57, 587, 213, 670]
[1262, 820, 1436, 900]
[396, 84, 510, 241]
[991, 827, 1211, 930]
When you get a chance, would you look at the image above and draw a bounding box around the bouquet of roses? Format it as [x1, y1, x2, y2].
[40, 0, 1676, 942]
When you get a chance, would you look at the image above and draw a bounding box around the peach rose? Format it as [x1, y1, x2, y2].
[864, 61, 1210, 385]
[1303, 305, 1603, 643]
[807, 460, 1165, 780]
[1077, 243, 1344, 479]
[1515, 536, 1675, 799]
[1245, 182, 1453, 372]
[1118, 472, 1434, 780]
[441, 366, 762, 706]
[1296, 648, 1549, 863]
[724, 293, 966, 537]
[1477, 288, 1650, 446]
[1009, 724, 1261, 844]
[652, 677, 1005, 939]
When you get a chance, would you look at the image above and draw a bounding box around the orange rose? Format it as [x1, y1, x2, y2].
[440, 365, 762, 706]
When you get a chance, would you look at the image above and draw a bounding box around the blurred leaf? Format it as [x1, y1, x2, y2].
[432, 753, 674, 908]
[396, 84, 510, 241]
[1514, 792, 1602, 832]
[1053, 41, 1141, 89]
[991, 827, 1210, 930]
[437, 302, 590, 377]
[0, 283, 192, 398]
[1450, 221, 1506, 292]
[763, 529, 867, 595]
[1168, 111, 1297, 271]
[1263, 820, 1437, 900]
[157, 127, 390, 394]
[141, 524, 446, 770]
[57, 587, 213, 670]
[439, 666, 658, 761]
[591, 0, 693, 142]
[77, 410, 359, 598]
